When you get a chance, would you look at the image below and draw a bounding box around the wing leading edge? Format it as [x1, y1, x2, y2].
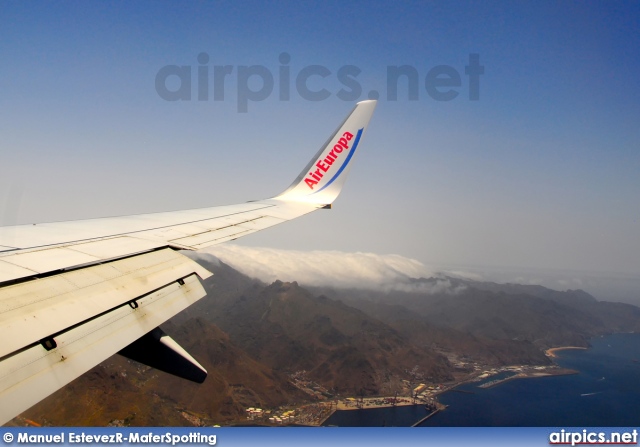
[0, 100, 377, 425]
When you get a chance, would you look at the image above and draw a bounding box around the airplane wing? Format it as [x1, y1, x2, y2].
[0, 100, 377, 425]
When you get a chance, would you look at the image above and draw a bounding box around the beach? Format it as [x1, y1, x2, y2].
[546, 346, 588, 358]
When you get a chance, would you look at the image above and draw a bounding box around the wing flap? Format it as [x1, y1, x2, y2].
[0, 261, 37, 283]
[0, 249, 212, 360]
[0, 274, 206, 425]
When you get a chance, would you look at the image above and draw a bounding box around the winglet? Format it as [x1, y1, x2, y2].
[275, 100, 377, 205]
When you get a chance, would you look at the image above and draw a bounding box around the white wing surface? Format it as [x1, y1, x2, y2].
[0, 100, 377, 425]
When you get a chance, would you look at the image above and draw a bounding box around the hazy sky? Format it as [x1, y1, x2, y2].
[1, 2, 639, 290]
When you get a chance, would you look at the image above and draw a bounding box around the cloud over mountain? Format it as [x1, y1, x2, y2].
[200, 244, 450, 292]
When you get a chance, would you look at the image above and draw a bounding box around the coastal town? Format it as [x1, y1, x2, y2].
[242, 356, 578, 426]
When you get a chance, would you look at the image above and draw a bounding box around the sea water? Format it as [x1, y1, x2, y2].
[324, 333, 640, 427]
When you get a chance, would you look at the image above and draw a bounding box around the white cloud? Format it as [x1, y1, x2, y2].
[199, 244, 464, 293]
[193, 245, 640, 304]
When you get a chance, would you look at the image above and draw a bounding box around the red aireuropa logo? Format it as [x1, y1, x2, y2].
[304, 131, 354, 189]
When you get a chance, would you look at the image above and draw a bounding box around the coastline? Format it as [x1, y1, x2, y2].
[309, 334, 640, 426]
[545, 346, 588, 358]
[267, 340, 613, 426]
[426, 334, 640, 426]
[476, 368, 578, 389]
[314, 366, 578, 426]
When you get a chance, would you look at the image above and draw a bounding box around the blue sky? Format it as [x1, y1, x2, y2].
[1, 1, 639, 291]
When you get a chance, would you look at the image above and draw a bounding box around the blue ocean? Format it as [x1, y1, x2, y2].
[323, 333, 640, 427]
